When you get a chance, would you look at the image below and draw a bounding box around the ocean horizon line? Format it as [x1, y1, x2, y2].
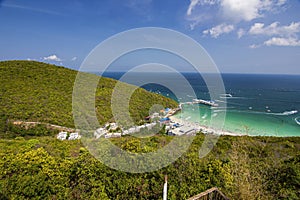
[87, 71, 300, 76]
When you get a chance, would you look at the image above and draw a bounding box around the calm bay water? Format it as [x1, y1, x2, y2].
[101, 72, 300, 137]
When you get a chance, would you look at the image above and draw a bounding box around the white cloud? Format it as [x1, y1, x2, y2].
[187, 0, 219, 16]
[277, 0, 287, 6]
[2, 3, 64, 16]
[71, 56, 77, 61]
[186, 0, 288, 27]
[203, 23, 234, 38]
[249, 44, 261, 48]
[237, 28, 245, 38]
[43, 54, 62, 62]
[221, 0, 262, 22]
[220, 0, 287, 22]
[264, 37, 300, 46]
[187, 0, 200, 16]
[248, 22, 300, 47]
[249, 22, 300, 37]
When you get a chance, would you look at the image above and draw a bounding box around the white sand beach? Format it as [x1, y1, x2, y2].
[169, 115, 246, 137]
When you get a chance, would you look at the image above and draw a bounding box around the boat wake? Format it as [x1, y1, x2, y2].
[276, 110, 298, 116]
[216, 109, 298, 116]
[252, 110, 298, 116]
[220, 96, 250, 99]
[220, 94, 252, 100]
[295, 117, 300, 126]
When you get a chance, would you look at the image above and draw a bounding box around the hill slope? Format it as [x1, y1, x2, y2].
[0, 60, 177, 128]
[0, 61, 299, 200]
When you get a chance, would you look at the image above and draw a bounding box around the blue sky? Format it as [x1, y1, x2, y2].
[0, 0, 300, 74]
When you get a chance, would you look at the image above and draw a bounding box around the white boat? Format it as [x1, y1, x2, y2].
[220, 93, 233, 98]
[192, 99, 219, 107]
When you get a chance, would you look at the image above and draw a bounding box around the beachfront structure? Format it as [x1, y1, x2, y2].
[160, 117, 170, 125]
[168, 125, 196, 136]
[171, 122, 181, 128]
[57, 132, 67, 140]
[179, 126, 196, 135]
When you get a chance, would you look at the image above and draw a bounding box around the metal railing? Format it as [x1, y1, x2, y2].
[187, 187, 229, 200]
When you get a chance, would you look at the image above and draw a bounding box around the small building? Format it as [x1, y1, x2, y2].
[105, 132, 121, 139]
[138, 125, 146, 129]
[109, 123, 118, 130]
[128, 127, 136, 134]
[68, 132, 81, 140]
[113, 132, 122, 137]
[146, 123, 155, 130]
[151, 112, 160, 118]
[135, 126, 141, 132]
[57, 132, 67, 140]
[122, 130, 129, 135]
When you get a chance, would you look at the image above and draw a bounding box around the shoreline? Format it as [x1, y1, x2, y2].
[169, 115, 246, 137]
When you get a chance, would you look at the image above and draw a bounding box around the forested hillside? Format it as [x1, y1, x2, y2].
[0, 60, 177, 128]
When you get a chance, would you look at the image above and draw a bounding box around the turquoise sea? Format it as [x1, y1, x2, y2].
[102, 72, 300, 137]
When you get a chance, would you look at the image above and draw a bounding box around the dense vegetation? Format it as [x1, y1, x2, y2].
[0, 134, 299, 199]
[0, 60, 177, 128]
[0, 60, 299, 199]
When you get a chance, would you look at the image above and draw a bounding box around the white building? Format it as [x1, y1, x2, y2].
[94, 128, 107, 139]
[57, 132, 67, 140]
[109, 123, 118, 130]
[122, 130, 129, 135]
[105, 132, 121, 139]
[151, 112, 160, 118]
[136, 126, 141, 132]
[145, 122, 156, 130]
[68, 132, 81, 140]
[179, 126, 196, 136]
[138, 125, 146, 130]
[128, 127, 136, 134]
[145, 123, 152, 130]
